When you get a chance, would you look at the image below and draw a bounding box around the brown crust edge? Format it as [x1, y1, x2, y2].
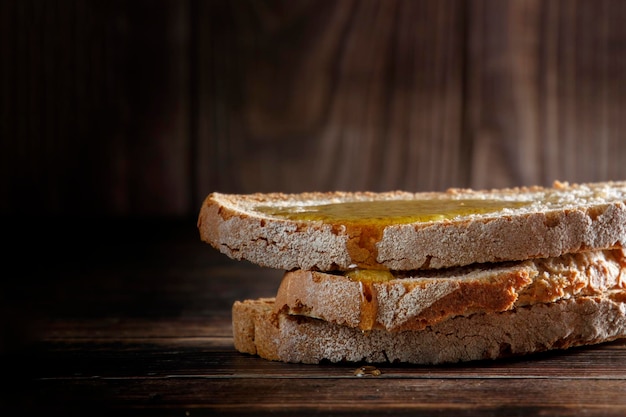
[200, 182, 626, 271]
[232, 296, 626, 365]
[273, 249, 626, 332]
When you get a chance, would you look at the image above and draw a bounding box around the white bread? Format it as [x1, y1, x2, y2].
[232, 295, 626, 365]
[198, 181, 626, 271]
[274, 249, 626, 331]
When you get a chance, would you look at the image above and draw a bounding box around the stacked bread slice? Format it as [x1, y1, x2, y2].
[198, 181, 626, 364]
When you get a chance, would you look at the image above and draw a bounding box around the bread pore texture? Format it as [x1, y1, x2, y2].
[198, 180, 626, 364]
[198, 181, 626, 271]
[233, 295, 626, 365]
[274, 249, 626, 332]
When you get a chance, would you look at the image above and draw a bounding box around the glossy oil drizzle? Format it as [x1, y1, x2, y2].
[346, 269, 395, 331]
[257, 199, 531, 225]
[257, 198, 531, 269]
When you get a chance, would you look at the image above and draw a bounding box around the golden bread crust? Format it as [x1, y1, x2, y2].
[274, 249, 626, 331]
[198, 181, 626, 271]
[232, 295, 626, 365]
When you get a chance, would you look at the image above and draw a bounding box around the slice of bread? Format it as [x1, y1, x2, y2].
[232, 295, 626, 365]
[198, 181, 626, 271]
[274, 249, 626, 331]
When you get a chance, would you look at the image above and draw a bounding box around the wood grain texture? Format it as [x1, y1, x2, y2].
[0, 0, 191, 216]
[467, 0, 626, 188]
[3, 0, 626, 216]
[2, 220, 626, 415]
[8, 377, 626, 416]
[196, 0, 465, 194]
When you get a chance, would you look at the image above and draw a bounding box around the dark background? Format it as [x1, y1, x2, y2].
[3, 0, 626, 220]
[2, 4, 626, 412]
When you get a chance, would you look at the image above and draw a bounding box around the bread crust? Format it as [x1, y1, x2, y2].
[274, 249, 626, 331]
[198, 181, 626, 271]
[232, 295, 626, 365]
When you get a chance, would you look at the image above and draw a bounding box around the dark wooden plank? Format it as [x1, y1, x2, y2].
[196, 0, 466, 195]
[4, 220, 626, 416]
[0, 0, 15, 213]
[6, 0, 626, 217]
[5, 377, 626, 416]
[466, 0, 626, 188]
[0, 0, 191, 217]
[16, 338, 626, 380]
[123, 0, 191, 215]
[5, 0, 626, 218]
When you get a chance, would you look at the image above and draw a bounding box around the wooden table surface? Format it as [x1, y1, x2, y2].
[2, 219, 626, 416]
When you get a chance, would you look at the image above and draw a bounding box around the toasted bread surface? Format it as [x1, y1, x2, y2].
[199, 181, 626, 271]
[232, 295, 626, 364]
[274, 249, 626, 331]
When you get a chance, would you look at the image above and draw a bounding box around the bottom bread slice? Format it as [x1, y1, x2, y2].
[232, 295, 626, 364]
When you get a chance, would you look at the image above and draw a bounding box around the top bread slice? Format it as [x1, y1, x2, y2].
[198, 180, 626, 271]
